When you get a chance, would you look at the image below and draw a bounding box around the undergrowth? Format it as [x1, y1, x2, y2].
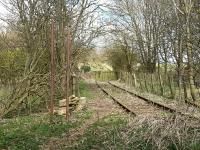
[0, 108, 93, 150]
[68, 114, 152, 150]
[0, 115, 74, 149]
[69, 114, 200, 150]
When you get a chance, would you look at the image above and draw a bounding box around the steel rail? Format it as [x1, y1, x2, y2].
[96, 81, 136, 116]
[108, 81, 199, 120]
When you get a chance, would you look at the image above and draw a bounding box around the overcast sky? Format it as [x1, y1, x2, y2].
[0, 0, 9, 27]
[0, 1, 7, 14]
[0, 0, 110, 50]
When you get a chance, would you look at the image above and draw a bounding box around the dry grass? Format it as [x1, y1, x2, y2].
[126, 115, 200, 150]
[67, 112, 200, 150]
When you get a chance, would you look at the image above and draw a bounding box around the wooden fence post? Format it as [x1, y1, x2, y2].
[159, 74, 164, 96]
[150, 74, 154, 93]
[168, 74, 175, 99]
[72, 75, 76, 96]
[138, 73, 143, 90]
[144, 73, 148, 92]
[133, 73, 137, 87]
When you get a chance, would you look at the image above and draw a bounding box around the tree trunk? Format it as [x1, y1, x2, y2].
[186, 13, 198, 101]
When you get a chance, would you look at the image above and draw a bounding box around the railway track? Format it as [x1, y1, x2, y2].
[108, 81, 178, 113]
[96, 81, 200, 120]
[96, 81, 136, 116]
[96, 81, 170, 118]
[108, 81, 200, 112]
[185, 100, 200, 109]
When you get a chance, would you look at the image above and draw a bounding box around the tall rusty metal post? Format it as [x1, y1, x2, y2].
[50, 20, 56, 123]
[65, 1, 73, 120]
[66, 25, 71, 119]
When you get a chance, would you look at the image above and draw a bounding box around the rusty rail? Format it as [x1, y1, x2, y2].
[185, 100, 200, 109]
[96, 81, 136, 116]
[108, 81, 199, 120]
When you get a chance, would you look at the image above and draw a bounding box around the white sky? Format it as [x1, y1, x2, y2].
[0, 1, 7, 14]
[0, 0, 9, 28]
[0, 0, 110, 50]
[93, 0, 113, 51]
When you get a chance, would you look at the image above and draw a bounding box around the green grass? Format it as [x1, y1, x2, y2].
[0, 114, 78, 150]
[74, 109, 93, 120]
[79, 80, 93, 99]
[0, 106, 94, 150]
[0, 80, 94, 149]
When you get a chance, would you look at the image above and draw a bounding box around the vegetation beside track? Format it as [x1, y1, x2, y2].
[68, 114, 200, 150]
[79, 80, 94, 99]
[0, 108, 93, 150]
[0, 80, 93, 150]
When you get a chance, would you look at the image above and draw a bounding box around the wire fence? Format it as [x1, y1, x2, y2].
[90, 71, 118, 81]
[90, 71, 200, 101]
[121, 71, 200, 101]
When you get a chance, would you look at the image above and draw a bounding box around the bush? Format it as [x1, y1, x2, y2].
[0, 49, 26, 85]
[80, 65, 91, 73]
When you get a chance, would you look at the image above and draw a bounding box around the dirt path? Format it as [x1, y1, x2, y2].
[43, 80, 122, 150]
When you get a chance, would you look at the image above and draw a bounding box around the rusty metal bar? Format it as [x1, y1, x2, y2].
[50, 20, 56, 123]
[66, 25, 71, 119]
